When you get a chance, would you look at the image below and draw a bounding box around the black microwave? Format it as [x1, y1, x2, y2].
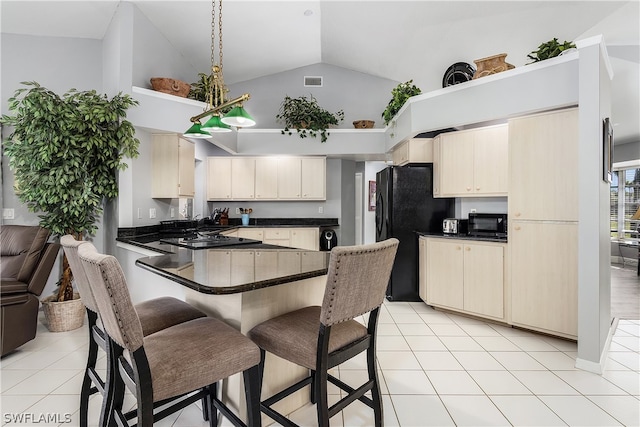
[468, 213, 507, 238]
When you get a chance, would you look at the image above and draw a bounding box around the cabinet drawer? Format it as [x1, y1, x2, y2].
[264, 229, 291, 240]
[238, 229, 264, 240]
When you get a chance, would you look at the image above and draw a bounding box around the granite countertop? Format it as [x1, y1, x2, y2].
[417, 231, 508, 243]
[118, 225, 331, 294]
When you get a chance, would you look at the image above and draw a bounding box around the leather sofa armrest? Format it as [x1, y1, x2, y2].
[26, 242, 60, 296]
[0, 293, 30, 307]
[1, 280, 29, 295]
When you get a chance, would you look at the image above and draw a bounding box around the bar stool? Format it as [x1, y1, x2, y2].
[248, 238, 399, 427]
[77, 241, 261, 427]
[60, 235, 206, 427]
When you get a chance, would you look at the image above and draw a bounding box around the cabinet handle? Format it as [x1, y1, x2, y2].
[466, 187, 471, 191]
[515, 226, 521, 231]
[465, 247, 471, 251]
[456, 246, 462, 250]
[515, 212, 521, 217]
[476, 187, 480, 191]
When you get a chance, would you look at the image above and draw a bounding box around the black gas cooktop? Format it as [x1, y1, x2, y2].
[159, 233, 261, 249]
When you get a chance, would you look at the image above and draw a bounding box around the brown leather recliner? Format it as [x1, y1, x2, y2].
[1, 225, 60, 356]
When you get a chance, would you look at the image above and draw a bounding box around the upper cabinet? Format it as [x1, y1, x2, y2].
[433, 124, 508, 197]
[392, 138, 433, 166]
[508, 108, 579, 221]
[152, 134, 195, 198]
[207, 156, 326, 201]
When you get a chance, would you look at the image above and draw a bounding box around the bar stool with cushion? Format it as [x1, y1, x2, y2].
[248, 238, 399, 427]
[60, 235, 208, 427]
[77, 242, 261, 427]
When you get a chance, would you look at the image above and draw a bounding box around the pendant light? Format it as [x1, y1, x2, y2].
[184, 0, 255, 138]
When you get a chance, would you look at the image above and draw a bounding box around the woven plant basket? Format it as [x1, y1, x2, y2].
[42, 292, 84, 332]
[150, 77, 190, 98]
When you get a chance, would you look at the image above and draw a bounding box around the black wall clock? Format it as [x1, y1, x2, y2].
[442, 62, 475, 88]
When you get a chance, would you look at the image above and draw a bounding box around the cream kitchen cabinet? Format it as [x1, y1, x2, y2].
[508, 108, 578, 222]
[207, 156, 326, 201]
[509, 221, 578, 338]
[207, 157, 232, 200]
[290, 228, 320, 251]
[263, 228, 290, 247]
[237, 228, 264, 241]
[232, 227, 319, 251]
[424, 237, 505, 321]
[152, 134, 195, 198]
[392, 138, 433, 166]
[508, 108, 579, 339]
[433, 124, 508, 197]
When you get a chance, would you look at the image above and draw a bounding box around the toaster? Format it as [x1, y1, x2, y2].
[442, 218, 468, 235]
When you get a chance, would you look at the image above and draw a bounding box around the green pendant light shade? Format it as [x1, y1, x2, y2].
[183, 122, 212, 139]
[201, 114, 232, 132]
[220, 106, 256, 127]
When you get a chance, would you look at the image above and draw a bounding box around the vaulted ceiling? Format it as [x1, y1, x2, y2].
[2, 1, 639, 144]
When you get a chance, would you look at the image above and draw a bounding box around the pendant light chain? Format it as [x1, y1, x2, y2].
[218, 0, 223, 72]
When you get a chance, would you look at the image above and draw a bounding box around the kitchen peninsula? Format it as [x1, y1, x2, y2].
[116, 221, 336, 420]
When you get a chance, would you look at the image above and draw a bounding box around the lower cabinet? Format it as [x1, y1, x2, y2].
[510, 221, 578, 338]
[422, 237, 505, 321]
[223, 227, 320, 251]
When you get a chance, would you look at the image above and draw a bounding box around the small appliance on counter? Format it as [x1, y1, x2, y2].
[468, 213, 508, 239]
[320, 229, 337, 251]
[442, 218, 468, 235]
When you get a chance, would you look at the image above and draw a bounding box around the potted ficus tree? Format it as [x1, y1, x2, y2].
[276, 94, 344, 143]
[382, 80, 422, 126]
[1, 81, 139, 331]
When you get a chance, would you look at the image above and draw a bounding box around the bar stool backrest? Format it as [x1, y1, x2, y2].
[60, 235, 98, 313]
[78, 242, 144, 352]
[320, 238, 399, 327]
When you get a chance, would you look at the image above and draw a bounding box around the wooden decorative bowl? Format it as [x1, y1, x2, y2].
[150, 77, 191, 97]
[353, 120, 375, 129]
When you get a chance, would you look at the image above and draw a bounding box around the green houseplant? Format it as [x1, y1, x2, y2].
[188, 72, 213, 103]
[276, 94, 344, 143]
[382, 80, 422, 126]
[1, 81, 140, 307]
[527, 38, 576, 64]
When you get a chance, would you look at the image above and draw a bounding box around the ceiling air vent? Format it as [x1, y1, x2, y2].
[304, 76, 323, 87]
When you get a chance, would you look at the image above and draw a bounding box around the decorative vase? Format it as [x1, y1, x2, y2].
[241, 214, 250, 226]
[472, 53, 515, 79]
[353, 120, 375, 129]
[42, 292, 84, 332]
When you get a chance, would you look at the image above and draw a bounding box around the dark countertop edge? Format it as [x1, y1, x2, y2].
[116, 237, 176, 254]
[417, 231, 508, 243]
[135, 259, 328, 295]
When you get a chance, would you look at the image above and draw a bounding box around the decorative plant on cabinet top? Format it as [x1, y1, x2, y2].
[1, 81, 140, 302]
[382, 80, 422, 126]
[527, 38, 576, 64]
[276, 94, 344, 143]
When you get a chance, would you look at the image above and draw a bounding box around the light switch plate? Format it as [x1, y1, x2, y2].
[2, 208, 15, 219]
[149, 208, 156, 219]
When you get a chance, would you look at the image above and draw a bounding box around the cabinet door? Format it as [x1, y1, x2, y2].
[301, 157, 326, 199]
[463, 243, 504, 319]
[473, 125, 508, 195]
[231, 158, 255, 199]
[290, 228, 319, 251]
[392, 141, 409, 166]
[207, 250, 231, 286]
[508, 109, 578, 221]
[277, 251, 301, 276]
[254, 250, 278, 281]
[301, 251, 326, 272]
[418, 237, 428, 301]
[426, 239, 464, 310]
[207, 158, 232, 200]
[255, 157, 279, 199]
[230, 250, 255, 285]
[278, 158, 301, 199]
[152, 134, 179, 198]
[438, 132, 474, 196]
[433, 136, 442, 197]
[510, 221, 578, 337]
[178, 138, 195, 197]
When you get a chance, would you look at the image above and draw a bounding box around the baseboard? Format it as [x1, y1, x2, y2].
[575, 317, 618, 374]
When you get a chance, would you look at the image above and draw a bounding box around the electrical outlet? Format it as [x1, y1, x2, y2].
[318, 206, 324, 214]
[149, 208, 156, 219]
[137, 208, 142, 219]
[170, 208, 175, 218]
[235, 208, 241, 214]
[470, 208, 477, 213]
[2, 208, 15, 219]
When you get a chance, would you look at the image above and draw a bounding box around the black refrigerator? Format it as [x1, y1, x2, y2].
[376, 165, 454, 301]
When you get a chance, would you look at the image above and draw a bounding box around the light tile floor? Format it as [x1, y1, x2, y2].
[1, 303, 639, 426]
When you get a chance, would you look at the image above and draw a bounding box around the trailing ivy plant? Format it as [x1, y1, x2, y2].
[382, 80, 421, 126]
[276, 94, 344, 143]
[527, 38, 576, 64]
[1, 81, 140, 301]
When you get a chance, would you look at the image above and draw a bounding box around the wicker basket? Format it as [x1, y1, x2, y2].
[353, 120, 375, 129]
[42, 292, 84, 332]
[150, 77, 191, 98]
